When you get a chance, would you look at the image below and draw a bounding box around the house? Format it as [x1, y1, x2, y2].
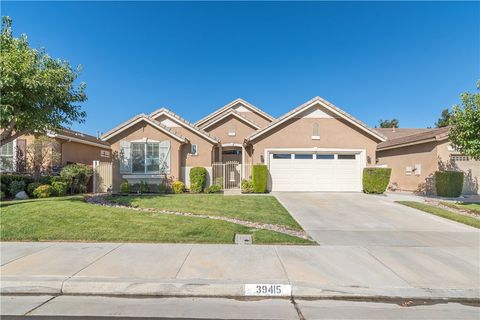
[376, 127, 479, 195]
[0, 129, 111, 174]
[101, 97, 387, 192]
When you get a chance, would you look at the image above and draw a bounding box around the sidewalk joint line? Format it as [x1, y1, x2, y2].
[60, 243, 124, 293]
[24, 295, 57, 316]
[274, 246, 292, 285]
[175, 245, 193, 279]
[0, 242, 57, 267]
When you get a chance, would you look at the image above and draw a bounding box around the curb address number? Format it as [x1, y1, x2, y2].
[245, 284, 291, 296]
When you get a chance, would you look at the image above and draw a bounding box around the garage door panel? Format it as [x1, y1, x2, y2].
[270, 152, 362, 192]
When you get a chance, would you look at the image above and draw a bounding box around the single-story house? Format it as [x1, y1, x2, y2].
[0, 129, 111, 174]
[101, 97, 387, 192]
[376, 127, 479, 195]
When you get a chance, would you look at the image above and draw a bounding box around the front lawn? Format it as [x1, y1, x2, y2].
[106, 194, 302, 230]
[0, 196, 312, 244]
[396, 201, 480, 229]
[440, 202, 480, 215]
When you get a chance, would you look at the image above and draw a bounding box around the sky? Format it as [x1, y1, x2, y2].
[3, 1, 479, 136]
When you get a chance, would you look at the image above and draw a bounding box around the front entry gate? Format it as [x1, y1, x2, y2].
[212, 161, 242, 190]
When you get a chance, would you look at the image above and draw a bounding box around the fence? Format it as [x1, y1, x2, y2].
[93, 161, 113, 193]
[212, 162, 253, 190]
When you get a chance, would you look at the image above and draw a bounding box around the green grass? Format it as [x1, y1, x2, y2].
[396, 201, 480, 229]
[106, 194, 302, 230]
[0, 196, 312, 244]
[440, 202, 480, 215]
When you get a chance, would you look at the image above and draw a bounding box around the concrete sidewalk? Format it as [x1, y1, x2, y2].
[1, 241, 479, 300]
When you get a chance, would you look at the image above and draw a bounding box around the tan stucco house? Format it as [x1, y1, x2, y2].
[377, 127, 479, 195]
[100, 97, 387, 192]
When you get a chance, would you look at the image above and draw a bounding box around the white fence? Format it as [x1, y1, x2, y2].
[212, 162, 253, 190]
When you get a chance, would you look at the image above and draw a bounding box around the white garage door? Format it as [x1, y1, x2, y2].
[269, 152, 362, 192]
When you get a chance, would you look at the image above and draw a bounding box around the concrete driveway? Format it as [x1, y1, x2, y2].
[274, 192, 480, 247]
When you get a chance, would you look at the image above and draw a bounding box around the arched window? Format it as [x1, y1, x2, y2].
[312, 123, 320, 139]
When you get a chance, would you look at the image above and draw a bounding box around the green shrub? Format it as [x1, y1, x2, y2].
[33, 184, 54, 198]
[252, 165, 268, 193]
[39, 175, 55, 185]
[0, 191, 5, 200]
[27, 182, 42, 197]
[60, 164, 92, 194]
[1, 174, 33, 196]
[52, 181, 68, 196]
[205, 184, 222, 193]
[241, 179, 254, 193]
[189, 167, 207, 193]
[214, 176, 224, 188]
[158, 181, 170, 194]
[9, 180, 26, 196]
[134, 181, 150, 193]
[171, 181, 185, 194]
[120, 181, 131, 193]
[362, 168, 392, 194]
[435, 171, 464, 197]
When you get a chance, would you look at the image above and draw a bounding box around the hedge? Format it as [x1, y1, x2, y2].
[252, 165, 268, 193]
[172, 181, 185, 194]
[362, 168, 391, 194]
[33, 184, 55, 198]
[435, 171, 464, 197]
[1, 174, 33, 196]
[190, 167, 207, 193]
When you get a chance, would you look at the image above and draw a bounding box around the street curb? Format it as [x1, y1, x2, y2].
[2, 277, 479, 301]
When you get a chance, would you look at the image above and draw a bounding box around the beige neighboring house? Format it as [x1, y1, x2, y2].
[101, 96, 387, 192]
[377, 127, 479, 195]
[0, 129, 111, 174]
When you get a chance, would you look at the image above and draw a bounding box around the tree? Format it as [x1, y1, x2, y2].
[435, 108, 451, 128]
[449, 82, 480, 160]
[25, 136, 61, 181]
[378, 118, 399, 128]
[0, 16, 87, 146]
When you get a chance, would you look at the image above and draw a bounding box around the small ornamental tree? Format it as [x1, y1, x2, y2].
[449, 82, 480, 160]
[0, 16, 87, 145]
[378, 118, 399, 128]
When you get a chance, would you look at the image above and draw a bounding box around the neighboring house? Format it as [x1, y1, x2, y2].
[101, 97, 387, 192]
[377, 127, 479, 195]
[0, 129, 111, 174]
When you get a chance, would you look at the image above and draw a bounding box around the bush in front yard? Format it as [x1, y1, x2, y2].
[133, 181, 150, 194]
[241, 179, 254, 193]
[60, 164, 92, 194]
[252, 165, 268, 193]
[119, 181, 131, 193]
[205, 184, 222, 193]
[362, 168, 391, 194]
[1, 174, 33, 196]
[9, 180, 26, 196]
[171, 181, 185, 194]
[189, 167, 207, 193]
[0, 191, 5, 200]
[52, 181, 68, 196]
[33, 184, 54, 198]
[27, 182, 42, 197]
[435, 171, 464, 197]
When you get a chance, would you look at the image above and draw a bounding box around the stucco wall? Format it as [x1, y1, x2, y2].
[204, 115, 258, 145]
[377, 142, 439, 192]
[60, 140, 111, 166]
[249, 117, 379, 165]
[234, 110, 272, 128]
[105, 121, 183, 191]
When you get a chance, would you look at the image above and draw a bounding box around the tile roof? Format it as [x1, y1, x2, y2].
[376, 128, 433, 140]
[52, 128, 111, 147]
[377, 126, 450, 150]
[200, 108, 261, 130]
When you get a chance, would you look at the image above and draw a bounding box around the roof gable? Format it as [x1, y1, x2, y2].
[195, 98, 274, 128]
[201, 109, 260, 131]
[101, 114, 186, 143]
[149, 108, 219, 143]
[246, 96, 387, 142]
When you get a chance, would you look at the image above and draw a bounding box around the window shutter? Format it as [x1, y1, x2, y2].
[158, 141, 171, 174]
[120, 140, 131, 173]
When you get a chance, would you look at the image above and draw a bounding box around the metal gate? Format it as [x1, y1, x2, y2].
[93, 161, 113, 193]
[212, 161, 241, 190]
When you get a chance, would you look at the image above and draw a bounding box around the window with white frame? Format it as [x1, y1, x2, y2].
[0, 141, 14, 171]
[312, 123, 320, 139]
[228, 124, 236, 136]
[190, 144, 198, 155]
[120, 140, 170, 174]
